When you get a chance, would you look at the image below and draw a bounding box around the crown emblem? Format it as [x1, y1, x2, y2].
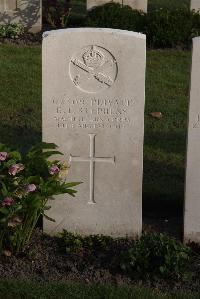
[82, 46, 104, 69]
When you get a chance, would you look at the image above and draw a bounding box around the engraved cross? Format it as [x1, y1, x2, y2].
[193, 114, 200, 128]
[69, 134, 115, 204]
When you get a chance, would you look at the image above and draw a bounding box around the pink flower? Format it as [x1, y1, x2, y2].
[0, 152, 8, 161]
[26, 184, 37, 193]
[2, 197, 14, 206]
[49, 165, 60, 175]
[8, 163, 24, 176]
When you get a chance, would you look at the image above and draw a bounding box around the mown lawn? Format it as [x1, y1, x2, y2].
[0, 45, 191, 203]
[144, 49, 191, 203]
[0, 281, 199, 299]
[0, 45, 41, 152]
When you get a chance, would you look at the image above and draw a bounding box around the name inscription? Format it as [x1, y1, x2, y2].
[52, 96, 134, 129]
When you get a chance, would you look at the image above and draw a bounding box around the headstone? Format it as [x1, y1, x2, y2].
[184, 37, 200, 243]
[43, 28, 146, 237]
[0, 0, 17, 11]
[87, 0, 147, 12]
[191, 0, 200, 11]
[0, 0, 41, 33]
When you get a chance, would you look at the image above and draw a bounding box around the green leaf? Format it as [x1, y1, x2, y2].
[64, 182, 82, 188]
[29, 142, 58, 153]
[0, 217, 7, 223]
[42, 151, 63, 158]
[9, 151, 21, 161]
[0, 207, 10, 215]
[15, 204, 22, 212]
[159, 266, 166, 274]
[28, 196, 43, 209]
[4, 159, 17, 167]
[43, 214, 56, 222]
[27, 143, 58, 159]
[0, 182, 8, 197]
[64, 189, 77, 197]
[27, 176, 41, 184]
[40, 142, 58, 149]
[44, 205, 51, 210]
[0, 143, 9, 151]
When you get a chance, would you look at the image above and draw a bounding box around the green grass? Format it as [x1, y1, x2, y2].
[0, 45, 191, 203]
[0, 45, 41, 151]
[144, 50, 191, 203]
[0, 281, 199, 299]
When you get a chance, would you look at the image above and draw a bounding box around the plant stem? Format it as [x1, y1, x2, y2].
[0, 230, 5, 253]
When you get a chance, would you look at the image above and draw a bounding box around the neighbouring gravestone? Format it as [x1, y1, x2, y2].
[0, 0, 16, 11]
[191, 0, 200, 11]
[184, 37, 200, 243]
[0, 0, 41, 33]
[87, 0, 147, 12]
[43, 28, 146, 237]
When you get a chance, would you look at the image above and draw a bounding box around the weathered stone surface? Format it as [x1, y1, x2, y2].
[184, 37, 200, 243]
[0, 0, 16, 11]
[191, 0, 200, 11]
[87, 0, 147, 12]
[43, 28, 146, 237]
[0, 0, 41, 33]
[124, 0, 147, 11]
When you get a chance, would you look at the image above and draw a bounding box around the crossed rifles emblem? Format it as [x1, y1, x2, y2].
[71, 46, 116, 87]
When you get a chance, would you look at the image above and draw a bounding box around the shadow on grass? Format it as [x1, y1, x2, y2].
[143, 130, 186, 205]
[144, 130, 187, 155]
[0, 125, 41, 152]
[143, 130, 185, 239]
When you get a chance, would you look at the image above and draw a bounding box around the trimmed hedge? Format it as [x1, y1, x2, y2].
[43, 1, 200, 48]
[43, 0, 71, 29]
[67, 3, 200, 48]
[85, 3, 145, 32]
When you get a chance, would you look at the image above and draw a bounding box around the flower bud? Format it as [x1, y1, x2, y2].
[2, 197, 14, 206]
[49, 165, 60, 175]
[8, 163, 24, 176]
[0, 152, 8, 161]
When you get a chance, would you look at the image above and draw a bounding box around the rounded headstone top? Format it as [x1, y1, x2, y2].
[43, 28, 146, 40]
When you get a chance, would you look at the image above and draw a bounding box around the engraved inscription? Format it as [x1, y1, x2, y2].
[193, 114, 200, 128]
[69, 45, 118, 93]
[53, 96, 134, 130]
[70, 133, 115, 204]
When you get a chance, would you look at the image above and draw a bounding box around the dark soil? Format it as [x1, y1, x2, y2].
[0, 33, 42, 46]
[0, 208, 199, 293]
[143, 200, 183, 240]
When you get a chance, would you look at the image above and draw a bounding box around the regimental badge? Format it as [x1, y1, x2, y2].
[69, 45, 118, 93]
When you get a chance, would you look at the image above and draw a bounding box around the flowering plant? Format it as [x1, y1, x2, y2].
[0, 142, 80, 253]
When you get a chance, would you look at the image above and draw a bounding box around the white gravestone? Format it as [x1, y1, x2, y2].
[184, 37, 200, 243]
[43, 28, 146, 237]
[191, 0, 200, 11]
[0, 0, 16, 11]
[87, 0, 147, 12]
[0, 0, 41, 33]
